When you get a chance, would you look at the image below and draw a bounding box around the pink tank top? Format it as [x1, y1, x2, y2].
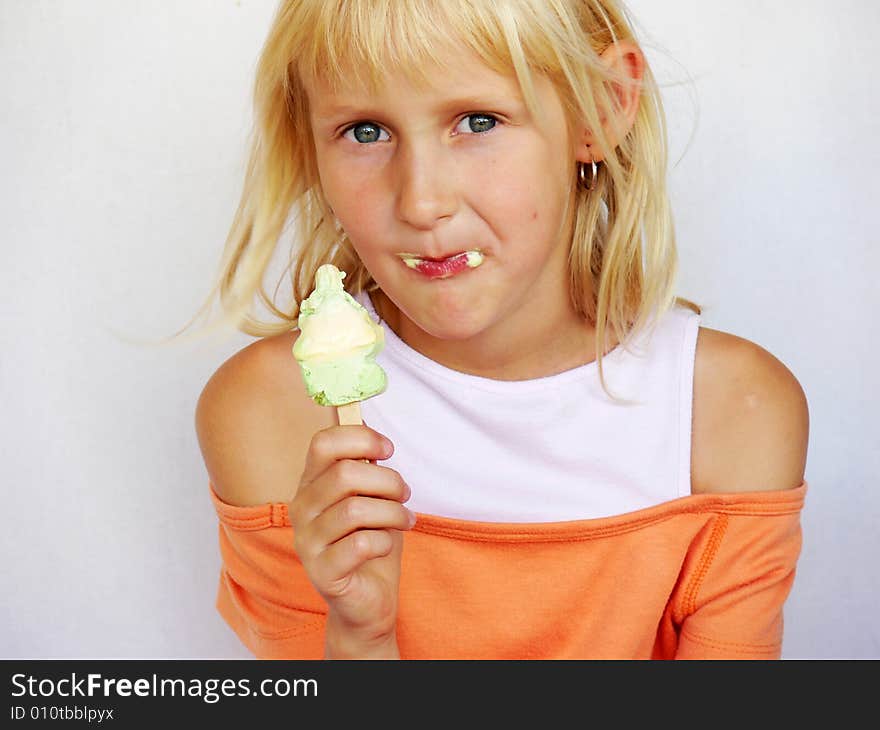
[354, 290, 701, 522]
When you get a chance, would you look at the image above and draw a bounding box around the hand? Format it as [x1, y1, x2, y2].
[290, 425, 414, 645]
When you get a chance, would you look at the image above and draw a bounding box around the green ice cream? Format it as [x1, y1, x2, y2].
[292, 264, 387, 406]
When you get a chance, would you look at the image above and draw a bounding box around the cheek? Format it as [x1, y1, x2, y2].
[484, 146, 564, 225]
[317, 153, 376, 226]
[483, 175, 559, 236]
[328, 182, 384, 241]
[341, 197, 377, 231]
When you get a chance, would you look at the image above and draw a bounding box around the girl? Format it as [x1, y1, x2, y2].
[194, 0, 809, 659]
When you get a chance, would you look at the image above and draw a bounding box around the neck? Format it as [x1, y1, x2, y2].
[371, 280, 613, 383]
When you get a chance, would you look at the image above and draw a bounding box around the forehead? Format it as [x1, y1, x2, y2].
[303, 47, 523, 112]
[291, 0, 573, 132]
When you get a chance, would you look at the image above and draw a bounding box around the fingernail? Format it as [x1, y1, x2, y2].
[383, 439, 394, 457]
[407, 509, 417, 526]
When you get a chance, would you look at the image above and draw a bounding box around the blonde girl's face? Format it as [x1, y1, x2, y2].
[304, 48, 577, 345]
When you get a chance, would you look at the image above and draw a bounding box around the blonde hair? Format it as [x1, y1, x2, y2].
[181, 0, 701, 402]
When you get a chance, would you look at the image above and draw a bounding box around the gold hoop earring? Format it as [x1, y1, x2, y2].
[578, 159, 599, 192]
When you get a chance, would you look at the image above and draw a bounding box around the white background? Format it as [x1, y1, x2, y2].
[1, 0, 877, 659]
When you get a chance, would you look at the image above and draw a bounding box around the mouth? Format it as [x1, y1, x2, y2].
[396, 250, 484, 280]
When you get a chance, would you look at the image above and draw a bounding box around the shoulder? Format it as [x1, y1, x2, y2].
[690, 325, 810, 495]
[194, 329, 334, 506]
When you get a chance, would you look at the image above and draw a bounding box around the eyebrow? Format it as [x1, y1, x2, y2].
[314, 94, 519, 121]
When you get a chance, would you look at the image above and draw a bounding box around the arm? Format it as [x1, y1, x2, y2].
[324, 613, 401, 659]
[691, 327, 809, 495]
[675, 504, 804, 659]
[679, 331, 810, 658]
[195, 334, 317, 508]
[197, 335, 403, 660]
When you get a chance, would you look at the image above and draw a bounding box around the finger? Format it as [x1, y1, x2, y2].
[313, 529, 395, 596]
[312, 495, 415, 548]
[297, 458, 410, 524]
[300, 425, 394, 487]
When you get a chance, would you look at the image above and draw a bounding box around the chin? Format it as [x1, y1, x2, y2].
[411, 304, 493, 341]
[377, 273, 496, 336]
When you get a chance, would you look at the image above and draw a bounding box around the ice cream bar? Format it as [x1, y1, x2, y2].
[292, 264, 387, 425]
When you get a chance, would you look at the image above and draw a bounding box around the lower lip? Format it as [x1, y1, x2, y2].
[406, 252, 472, 280]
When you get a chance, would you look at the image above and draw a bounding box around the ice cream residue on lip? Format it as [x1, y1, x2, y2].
[397, 249, 484, 270]
[292, 264, 387, 407]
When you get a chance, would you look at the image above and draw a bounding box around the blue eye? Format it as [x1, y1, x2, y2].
[455, 114, 498, 135]
[343, 122, 390, 144]
[341, 113, 499, 144]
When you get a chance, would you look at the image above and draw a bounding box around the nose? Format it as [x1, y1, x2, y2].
[394, 142, 458, 230]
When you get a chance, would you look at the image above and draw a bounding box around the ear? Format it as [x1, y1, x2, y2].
[574, 40, 645, 164]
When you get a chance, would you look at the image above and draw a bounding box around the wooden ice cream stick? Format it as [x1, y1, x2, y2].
[336, 401, 362, 425]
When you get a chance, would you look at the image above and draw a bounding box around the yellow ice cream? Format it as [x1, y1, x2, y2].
[292, 264, 387, 406]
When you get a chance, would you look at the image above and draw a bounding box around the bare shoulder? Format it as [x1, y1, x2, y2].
[194, 329, 334, 507]
[690, 325, 810, 495]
